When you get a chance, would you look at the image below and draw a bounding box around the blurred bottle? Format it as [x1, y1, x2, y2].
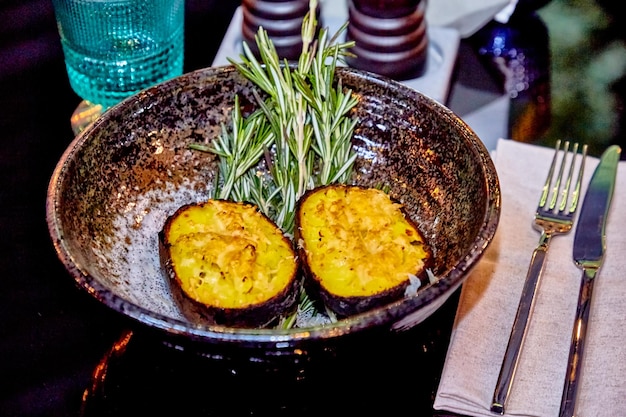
[241, 0, 321, 61]
[345, 0, 428, 81]
[470, 0, 552, 142]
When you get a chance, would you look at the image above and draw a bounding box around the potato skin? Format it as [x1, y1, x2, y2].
[159, 200, 300, 328]
[295, 184, 433, 317]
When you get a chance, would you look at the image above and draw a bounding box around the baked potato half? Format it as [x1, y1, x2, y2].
[295, 184, 433, 317]
[159, 199, 300, 327]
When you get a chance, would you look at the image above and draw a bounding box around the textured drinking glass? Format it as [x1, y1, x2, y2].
[52, 0, 184, 109]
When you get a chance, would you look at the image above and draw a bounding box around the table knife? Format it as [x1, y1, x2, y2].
[559, 144, 621, 417]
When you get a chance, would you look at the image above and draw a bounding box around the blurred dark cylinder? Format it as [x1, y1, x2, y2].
[241, 0, 321, 61]
[471, 9, 552, 143]
[345, 0, 428, 80]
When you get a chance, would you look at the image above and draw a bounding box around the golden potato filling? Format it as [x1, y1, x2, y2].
[298, 186, 430, 297]
[164, 200, 297, 309]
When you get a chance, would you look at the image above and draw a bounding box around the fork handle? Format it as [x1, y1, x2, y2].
[559, 267, 597, 417]
[491, 234, 551, 415]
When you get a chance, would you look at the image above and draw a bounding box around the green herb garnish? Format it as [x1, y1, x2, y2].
[191, 0, 358, 328]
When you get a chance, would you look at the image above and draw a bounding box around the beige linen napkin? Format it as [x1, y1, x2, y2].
[433, 139, 626, 417]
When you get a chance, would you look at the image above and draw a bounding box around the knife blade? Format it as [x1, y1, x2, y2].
[559, 144, 621, 417]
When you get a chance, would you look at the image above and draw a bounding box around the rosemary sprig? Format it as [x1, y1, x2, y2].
[230, 23, 315, 233]
[225, 0, 357, 233]
[191, 0, 358, 327]
[278, 286, 317, 330]
[190, 95, 274, 201]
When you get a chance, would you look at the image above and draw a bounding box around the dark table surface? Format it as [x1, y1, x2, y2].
[1, 1, 623, 416]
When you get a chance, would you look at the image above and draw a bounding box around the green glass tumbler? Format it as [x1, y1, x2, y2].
[52, 0, 185, 110]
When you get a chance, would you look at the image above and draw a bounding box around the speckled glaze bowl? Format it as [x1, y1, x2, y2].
[46, 65, 500, 362]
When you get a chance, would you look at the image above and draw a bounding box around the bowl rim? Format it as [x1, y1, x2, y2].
[46, 65, 501, 348]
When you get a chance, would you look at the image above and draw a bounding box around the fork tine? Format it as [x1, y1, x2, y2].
[558, 142, 578, 212]
[540, 140, 587, 214]
[556, 141, 587, 214]
[569, 143, 588, 213]
[539, 139, 562, 208]
[548, 140, 569, 211]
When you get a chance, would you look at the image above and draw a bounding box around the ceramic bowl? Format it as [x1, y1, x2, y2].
[46, 65, 500, 362]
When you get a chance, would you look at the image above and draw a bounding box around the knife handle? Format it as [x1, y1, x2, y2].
[559, 267, 597, 417]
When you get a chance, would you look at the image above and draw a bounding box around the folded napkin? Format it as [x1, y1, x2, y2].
[434, 139, 626, 417]
[426, 0, 514, 38]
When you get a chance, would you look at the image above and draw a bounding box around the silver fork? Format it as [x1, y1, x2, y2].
[490, 140, 588, 415]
